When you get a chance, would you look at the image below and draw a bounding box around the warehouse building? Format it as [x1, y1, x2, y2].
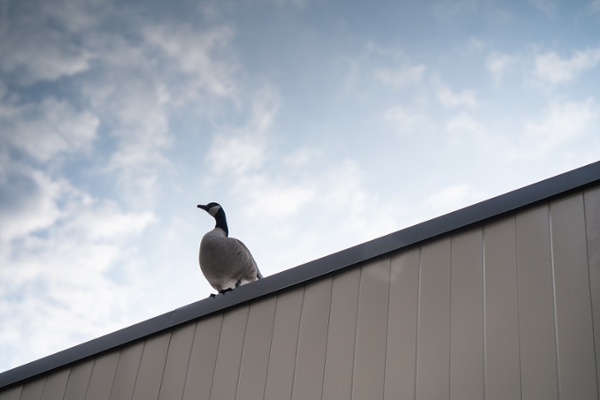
[1, 161, 599, 400]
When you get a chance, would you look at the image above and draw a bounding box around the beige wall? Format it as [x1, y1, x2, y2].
[2, 187, 599, 400]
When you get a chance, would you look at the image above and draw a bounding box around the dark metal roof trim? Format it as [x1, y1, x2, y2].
[1, 160, 600, 389]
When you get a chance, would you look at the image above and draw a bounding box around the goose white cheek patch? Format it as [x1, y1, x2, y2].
[209, 206, 221, 217]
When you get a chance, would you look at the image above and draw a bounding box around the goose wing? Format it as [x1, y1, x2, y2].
[230, 238, 262, 280]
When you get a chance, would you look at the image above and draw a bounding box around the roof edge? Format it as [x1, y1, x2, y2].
[1, 160, 600, 389]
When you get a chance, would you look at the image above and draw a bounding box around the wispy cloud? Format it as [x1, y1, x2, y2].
[533, 47, 600, 84]
[529, 0, 557, 16]
[425, 183, 487, 214]
[486, 52, 517, 82]
[437, 85, 478, 109]
[374, 65, 427, 89]
[510, 98, 600, 159]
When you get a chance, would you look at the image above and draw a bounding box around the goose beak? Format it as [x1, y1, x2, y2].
[197, 204, 208, 211]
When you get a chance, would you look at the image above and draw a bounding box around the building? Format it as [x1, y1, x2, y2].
[1, 161, 599, 400]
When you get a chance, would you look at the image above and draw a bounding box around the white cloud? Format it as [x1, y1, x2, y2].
[486, 52, 516, 82]
[375, 64, 427, 89]
[142, 24, 238, 98]
[0, 160, 64, 242]
[590, 0, 600, 15]
[382, 105, 427, 132]
[426, 183, 487, 214]
[0, 2, 92, 84]
[529, 0, 557, 16]
[446, 112, 481, 133]
[207, 86, 280, 175]
[510, 98, 600, 159]
[533, 48, 600, 84]
[437, 85, 478, 108]
[0, 97, 99, 163]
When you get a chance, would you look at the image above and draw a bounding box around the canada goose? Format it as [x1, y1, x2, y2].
[197, 202, 262, 296]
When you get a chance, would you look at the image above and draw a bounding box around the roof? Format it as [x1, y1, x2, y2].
[2, 160, 600, 389]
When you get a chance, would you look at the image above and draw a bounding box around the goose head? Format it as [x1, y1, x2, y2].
[197, 202, 222, 217]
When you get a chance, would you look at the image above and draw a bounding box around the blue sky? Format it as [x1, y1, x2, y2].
[1, 0, 599, 372]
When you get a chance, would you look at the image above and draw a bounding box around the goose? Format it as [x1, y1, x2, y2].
[197, 202, 262, 296]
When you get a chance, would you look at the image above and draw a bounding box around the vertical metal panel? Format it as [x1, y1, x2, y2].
[157, 324, 196, 400]
[585, 186, 600, 396]
[384, 248, 420, 400]
[17, 378, 45, 400]
[39, 368, 69, 399]
[483, 218, 521, 400]
[291, 277, 332, 400]
[321, 267, 360, 400]
[210, 305, 250, 400]
[516, 205, 559, 400]
[0, 385, 22, 400]
[263, 287, 304, 400]
[236, 297, 277, 400]
[551, 193, 598, 399]
[63, 359, 94, 400]
[182, 315, 223, 400]
[108, 341, 144, 400]
[415, 238, 451, 400]
[352, 258, 390, 400]
[85, 352, 119, 400]
[132, 333, 171, 400]
[450, 229, 484, 399]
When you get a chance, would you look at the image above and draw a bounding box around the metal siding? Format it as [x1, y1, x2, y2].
[17, 378, 45, 400]
[483, 218, 521, 400]
[236, 297, 277, 400]
[263, 287, 304, 400]
[384, 248, 420, 400]
[415, 238, 451, 400]
[131, 333, 171, 400]
[63, 360, 94, 400]
[182, 315, 223, 400]
[585, 186, 600, 397]
[108, 341, 144, 400]
[39, 368, 69, 399]
[551, 194, 598, 399]
[352, 258, 390, 400]
[450, 229, 484, 400]
[210, 305, 250, 400]
[157, 323, 196, 400]
[516, 205, 559, 400]
[321, 267, 360, 400]
[85, 352, 119, 400]
[291, 277, 332, 400]
[0, 385, 22, 400]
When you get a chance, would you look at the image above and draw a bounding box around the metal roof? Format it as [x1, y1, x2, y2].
[1, 160, 600, 389]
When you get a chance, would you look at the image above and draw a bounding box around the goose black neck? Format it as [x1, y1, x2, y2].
[214, 208, 229, 236]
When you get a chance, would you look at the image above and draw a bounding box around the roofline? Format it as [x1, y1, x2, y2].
[2, 160, 600, 389]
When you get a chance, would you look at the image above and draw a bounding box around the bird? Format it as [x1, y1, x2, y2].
[197, 202, 262, 296]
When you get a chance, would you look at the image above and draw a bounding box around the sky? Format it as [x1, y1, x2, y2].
[1, 0, 599, 373]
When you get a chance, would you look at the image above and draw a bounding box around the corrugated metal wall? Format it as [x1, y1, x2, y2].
[1, 187, 599, 400]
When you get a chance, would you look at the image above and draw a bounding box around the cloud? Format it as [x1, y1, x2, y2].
[510, 98, 600, 159]
[0, 97, 99, 163]
[207, 86, 280, 175]
[142, 24, 238, 98]
[486, 52, 516, 82]
[446, 112, 481, 133]
[374, 64, 427, 89]
[0, 159, 64, 242]
[426, 183, 487, 214]
[529, 0, 557, 16]
[382, 105, 427, 132]
[533, 48, 600, 84]
[437, 85, 478, 109]
[0, 1, 93, 84]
